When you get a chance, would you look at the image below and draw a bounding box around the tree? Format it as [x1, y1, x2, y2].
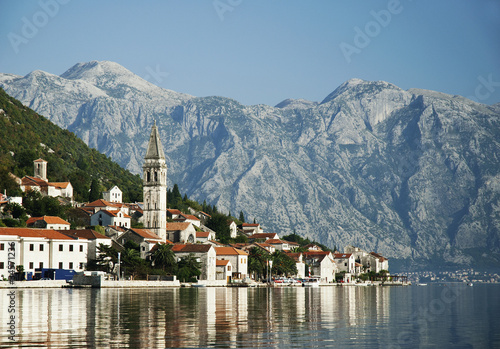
[4, 202, 27, 220]
[206, 212, 231, 244]
[271, 250, 297, 277]
[22, 190, 64, 218]
[121, 247, 147, 280]
[176, 253, 201, 282]
[151, 244, 177, 274]
[248, 247, 270, 280]
[239, 211, 245, 223]
[95, 243, 119, 273]
[88, 178, 101, 202]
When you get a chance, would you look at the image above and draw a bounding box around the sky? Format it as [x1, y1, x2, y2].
[0, 0, 499, 106]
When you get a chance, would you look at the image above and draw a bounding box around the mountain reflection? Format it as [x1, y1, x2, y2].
[2, 285, 494, 348]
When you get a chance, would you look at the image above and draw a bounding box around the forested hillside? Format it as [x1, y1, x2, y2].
[0, 88, 142, 202]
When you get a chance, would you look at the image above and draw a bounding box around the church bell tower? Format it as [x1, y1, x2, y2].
[142, 121, 167, 240]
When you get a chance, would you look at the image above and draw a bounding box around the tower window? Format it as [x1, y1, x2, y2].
[147, 171, 151, 182]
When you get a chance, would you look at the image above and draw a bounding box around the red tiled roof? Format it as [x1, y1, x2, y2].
[59, 229, 110, 240]
[167, 209, 182, 215]
[284, 252, 302, 261]
[172, 244, 212, 253]
[166, 222, 191, 231]
[0, 227, 75, 240]
[179, 214, 200, 221]
[48, 182, 70, 189]
[266, 239, 285, 244]
[216, 259, 230, 266]
[26, 216, 70, 226]
[130, 228, 162, 240]
[370, 252, 388, 261]
[215, 247, 248, 256]
[21, 176, 48, 187]
[196, 232, 210, 238]
[85, 199, 119, 208]
[242, 223, 259, 227]
[247, 233, 278, 239]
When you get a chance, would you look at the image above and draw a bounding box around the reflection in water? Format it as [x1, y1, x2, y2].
[1, 285, 499, 348]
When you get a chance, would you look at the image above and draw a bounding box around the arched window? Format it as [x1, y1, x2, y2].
[146, 171, 151, 182]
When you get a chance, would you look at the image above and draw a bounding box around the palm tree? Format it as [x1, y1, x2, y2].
[248, 247, 270, 280]
[271, 250, 298, 277]
[151, 244, 177, 274]
[176, 253, 201, 282]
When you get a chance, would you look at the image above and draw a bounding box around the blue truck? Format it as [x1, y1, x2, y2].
[33, 268, 76, 281]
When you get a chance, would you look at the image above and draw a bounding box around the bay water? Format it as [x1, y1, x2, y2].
[1, 284, 499, 348]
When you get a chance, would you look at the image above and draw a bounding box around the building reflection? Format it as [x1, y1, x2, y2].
[1, 286, 396, 348]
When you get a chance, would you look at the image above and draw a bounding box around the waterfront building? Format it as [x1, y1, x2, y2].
[142, 121, 168, 240]
[216, 259, 232, 282]
[172, 244, 217, 281]
[303, 251, 336, 283]
[215, 247, 248, 280]
[0, 227, 88, 275]
[59, 229, 111, 260]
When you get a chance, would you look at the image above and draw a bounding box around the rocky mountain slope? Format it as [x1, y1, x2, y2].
[2, 61, 499, 271]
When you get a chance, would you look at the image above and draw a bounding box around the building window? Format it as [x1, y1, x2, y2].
[39, 244, 44, 252]
[69, 245, 73, 252]
[39, 262, 43, 269]
[79, 263, 84, 269]
[30, 244, 34, 251]
[0, 262, 4, 269]
[69, 262, 73, 269]
[59, 244, 63, 252]
[59, 262, 63, 269]
[80, 245, 83, 252]
[0, 243, 4, 250]
[29, 262, 34, 269]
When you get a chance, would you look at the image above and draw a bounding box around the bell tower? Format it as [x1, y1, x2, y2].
[142, 121, 167, 240]
[34, 158, 47, 181]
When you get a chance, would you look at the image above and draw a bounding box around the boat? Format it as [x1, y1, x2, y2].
[467, 283, 473, 287]
[303, 278, 320, 287]
[417, 283, 427, 286]
[192, 283, 206, 288]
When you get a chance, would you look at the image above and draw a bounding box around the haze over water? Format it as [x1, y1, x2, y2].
[1, 285, 499, 348]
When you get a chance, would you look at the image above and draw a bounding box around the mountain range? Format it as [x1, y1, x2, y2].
[2, 60, 499, 271]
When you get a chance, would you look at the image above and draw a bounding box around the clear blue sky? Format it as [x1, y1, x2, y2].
[1, 0, 499, 106]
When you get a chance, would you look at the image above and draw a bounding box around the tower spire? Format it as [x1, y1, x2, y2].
[145, 121, 165, 160]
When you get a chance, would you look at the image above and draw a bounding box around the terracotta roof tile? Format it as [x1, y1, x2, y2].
[216, 259, 230, 266]
[130, 228, 162, 240]
[166, 222, 191, 231]
[0, 227, 75, 240]
[215, 247, 248, 256]
[26, 216, 70, 226]
[59, 229, 110, 240]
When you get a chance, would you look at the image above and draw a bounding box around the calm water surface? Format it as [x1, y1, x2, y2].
[1, 284, 499, 348]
